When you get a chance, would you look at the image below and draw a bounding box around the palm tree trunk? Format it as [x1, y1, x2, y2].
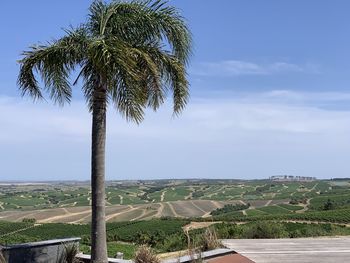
[91, 82, 108, 263]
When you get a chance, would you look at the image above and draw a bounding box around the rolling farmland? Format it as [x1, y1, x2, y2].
[0, 179, 349, 223]
[1, 179, 350, 259]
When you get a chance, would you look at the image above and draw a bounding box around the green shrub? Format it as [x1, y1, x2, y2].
[22, 218, 36, 223]
[157, 233, 186, 252]
[210, 204, 250, 216]
[240, 221, 288, 239]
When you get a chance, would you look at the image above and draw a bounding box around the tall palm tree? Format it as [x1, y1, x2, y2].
[17, 1, 192, 262]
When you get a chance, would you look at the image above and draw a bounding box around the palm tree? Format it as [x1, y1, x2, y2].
[17, 1, 192, 262]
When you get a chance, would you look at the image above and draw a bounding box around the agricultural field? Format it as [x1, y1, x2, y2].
[1, 217, 350, 259]
[1, 179, 350, 258]
[0, 179, 349, 223]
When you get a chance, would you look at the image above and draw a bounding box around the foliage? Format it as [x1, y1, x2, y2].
[106, 218, 188, 244]
[1, 180, 348, 212]
[0, 233, 39, 245]
[199, 227, 222, 251]
[157, 232, 187, 252]
[212, 221, 350, 239]
[0, 221, 33, 236]
[289, 197, 307, 205]
[134, 245, 160, 263]
[59, 244, 82, 263]
[257, 205, 291, 215]
[0, 249, 5, 263]
[22, 218, 36, 223]
[107, 242, 136, 260]
[18, 223, 90, 241]
[213, 208, 350, 223]
[210, 203, 250, 216]
[309, 194, 350, 210]
[278, 204, 304, 211]
[323, 199, 336, 210]
[239, 221, 289, 239]
[18, 0, 192, 122]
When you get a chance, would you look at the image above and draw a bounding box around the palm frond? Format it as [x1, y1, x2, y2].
[18, 27, 88, 105]
[132, 44, 189, 115]
[19, 0, 191, 120]
[89, 0, 192, 63]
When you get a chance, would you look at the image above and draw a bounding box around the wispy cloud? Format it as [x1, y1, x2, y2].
[1, 91, 350, 180]
[2, 90, 350, 142]
[191, 60, 319, 76]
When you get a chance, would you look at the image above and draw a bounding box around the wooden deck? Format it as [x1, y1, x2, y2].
[222, 237, 350, 263]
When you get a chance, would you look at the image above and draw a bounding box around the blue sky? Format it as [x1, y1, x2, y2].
[1, 0, 350, 180]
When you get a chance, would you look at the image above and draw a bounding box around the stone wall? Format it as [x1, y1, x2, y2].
[1, 237, 80, 263]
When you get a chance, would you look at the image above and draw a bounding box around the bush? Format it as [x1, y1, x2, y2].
[210, 204, 250, 216]
[134, 245, 160, 263]
[59, 244, 82, 263]
[199, 228, 222, 251]
[241, 221, 288, 239]
[215, 223, 242, 239]
[323, 199, 336, 210]
[22, 218, 36, 223]
[157, 233, 186, 252]
[0, 249, 5, 263]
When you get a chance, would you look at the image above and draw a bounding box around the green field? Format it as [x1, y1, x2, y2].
[1, 178, 350, 255]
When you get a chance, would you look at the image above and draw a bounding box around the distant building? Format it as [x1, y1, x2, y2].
[270, 175, 316, 182]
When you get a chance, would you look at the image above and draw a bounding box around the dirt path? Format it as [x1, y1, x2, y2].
[60, 207, 70, 214]
[0, 223, 41, 238]
[202, 211, 212, 218]
[211, 200, 222, 209]
[105, 205, 137, 222]
[302, 183, 318, 197]
[14, 211, 44, 222]
[119, 195, 124, 205]
[130, 208, 147, 221]
[239, 200, 247, 205]
[296, 198, 311, 213]
[38, 209, 91, 223]
[265, 200, 273, 206]
[183, 221, 220, 232]
[14, 208, 70, 223]
[160, 191, 167, 202]
[167, 202, 183, 218]
[155, 203, 164, 217]
[190, 201, 207, 215]
[185, 187, 195, 200]
[206, 186, 226, 198]
[70, 212, 92, 224]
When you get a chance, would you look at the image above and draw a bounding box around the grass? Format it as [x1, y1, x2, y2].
[107, 242, 137, 259]
[309, 194, 350, 210]
[163, 187, 191, 202]
[245, 209, 267, 216]
[257, 205, 292, 215]
[278, 204, 304, 211]
[80, 242, 137, 259]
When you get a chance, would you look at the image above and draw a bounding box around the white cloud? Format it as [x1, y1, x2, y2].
[191, 60, 319, 76]
[261, 90, 350, 103]
[1, 91, 350, 180]
[2, 91, 350, 142]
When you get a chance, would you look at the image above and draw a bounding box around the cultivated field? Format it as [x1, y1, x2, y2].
[0, 200, 272, 223]
[0, 179, 349, 223]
